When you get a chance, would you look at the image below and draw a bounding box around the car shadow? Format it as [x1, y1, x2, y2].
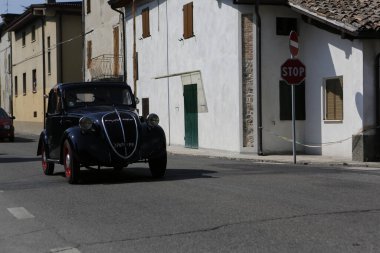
[0, 136, 36, 143]
[53, 166, 217, 185]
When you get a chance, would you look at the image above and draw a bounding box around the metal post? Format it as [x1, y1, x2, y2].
[291, 84, 296, 164]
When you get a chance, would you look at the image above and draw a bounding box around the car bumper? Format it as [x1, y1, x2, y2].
[0, 128, 14, 138]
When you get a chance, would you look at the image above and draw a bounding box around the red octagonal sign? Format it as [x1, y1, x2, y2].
[281, 59, 306, 85]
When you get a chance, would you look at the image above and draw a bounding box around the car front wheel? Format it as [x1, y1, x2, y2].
[148, 152, 167, 178]
[63, 140, 80, 184]
[41, 143, 54, 175]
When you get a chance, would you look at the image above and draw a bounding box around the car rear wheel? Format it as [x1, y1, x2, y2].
[9, 136, 14, 142]
[148, 152, 167, 178]
[63, 140, 80, 184]
[41, 143, 54, 175]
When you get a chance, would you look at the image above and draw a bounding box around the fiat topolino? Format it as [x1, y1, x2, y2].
[37, 82, 167, 184]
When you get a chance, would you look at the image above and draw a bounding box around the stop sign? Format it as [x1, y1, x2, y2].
[281, 59, 306, 85]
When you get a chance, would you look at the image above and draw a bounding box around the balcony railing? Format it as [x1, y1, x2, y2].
[89, 54, 124, 81]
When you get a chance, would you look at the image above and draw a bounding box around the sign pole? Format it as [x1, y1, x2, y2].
[291, 80, 296, 164]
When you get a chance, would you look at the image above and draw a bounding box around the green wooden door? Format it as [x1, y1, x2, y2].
[184, 84, 198, 148]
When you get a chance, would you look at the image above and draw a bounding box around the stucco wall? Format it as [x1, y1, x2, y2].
[84, 0, 122, 81]
[0, 32, 12, 114]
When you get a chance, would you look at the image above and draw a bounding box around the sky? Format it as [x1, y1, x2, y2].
[0, 0, 77, 23]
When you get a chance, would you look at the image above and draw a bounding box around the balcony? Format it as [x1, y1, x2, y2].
[89, 54, 124, 81]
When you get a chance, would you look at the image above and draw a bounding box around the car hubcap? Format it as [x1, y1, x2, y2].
[64, 148, 71, 178]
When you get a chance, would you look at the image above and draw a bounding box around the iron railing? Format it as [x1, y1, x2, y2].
[89, 54, 124, 81]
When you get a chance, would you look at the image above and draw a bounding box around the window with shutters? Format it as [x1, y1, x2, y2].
[142, 98, 149, 118]
[31, 25, 36, 42]
[23, 73, 27, 96]
[86, 0, 91, 14]
[87, 40, 92, 69]
[32, 69, 37, 93]
[183, 2, 194, 39]
[279, 80, 305, 120]
[276, 17, 297, 36]
[324, 77, 343, 121]
[142, 8, 150, 38]
[15, 76, 18, 97]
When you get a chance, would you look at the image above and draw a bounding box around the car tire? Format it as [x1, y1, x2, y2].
[148, 152, 167, 178]
[9, 136, 14, 142]
[41, 143, 54, 175]
[63, 140, 80, 184]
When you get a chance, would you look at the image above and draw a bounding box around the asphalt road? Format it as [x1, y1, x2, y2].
[0, 135, 380, 253]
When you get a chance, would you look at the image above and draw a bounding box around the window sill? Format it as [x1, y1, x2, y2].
[324, 120, 343, 124]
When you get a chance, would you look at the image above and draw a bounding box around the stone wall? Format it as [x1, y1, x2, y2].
[242, 15, 254, 147]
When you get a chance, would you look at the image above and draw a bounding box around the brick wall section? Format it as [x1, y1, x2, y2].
[242, 15, 254, 147]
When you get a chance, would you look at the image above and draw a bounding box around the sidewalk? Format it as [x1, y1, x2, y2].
[167, 145, 380, 169]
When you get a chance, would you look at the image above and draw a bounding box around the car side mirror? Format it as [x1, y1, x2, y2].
[11, 116, 15, 120]
[135, 97, 140, 105]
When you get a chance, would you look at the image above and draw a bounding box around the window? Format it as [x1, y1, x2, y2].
[142, 8, 150, 38]
[47, 36, 51, 74]
[324, 77, 343, 121]
[22, 31, 26, 46]
[142, 98, 149, 118]
[279, 81, 305, 120]
[87, 40, 92, 69]
[32, 69, 37, 93]
[31, 25, 36, 41]
[23, 73, 26, 95]
[276, 17, 297, 36]
[86, 0, 91, 14]
[183, 2, 194, 39]
[14, 76, 18, 97]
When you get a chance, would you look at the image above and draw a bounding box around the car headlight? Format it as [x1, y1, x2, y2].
[79, 117, 93, 131]
[147, 113, 159, 127]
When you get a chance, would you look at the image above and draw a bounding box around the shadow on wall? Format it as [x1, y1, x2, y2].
[355, 92, 363, 121]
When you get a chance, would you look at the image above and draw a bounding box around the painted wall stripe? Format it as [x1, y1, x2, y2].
[7, 207, 35, 219]
[50, 247, 81, 253]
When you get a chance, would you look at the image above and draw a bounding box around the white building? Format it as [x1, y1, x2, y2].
[104, 0, 380, 161]
[0, 14, 19, 115]
[83, 0, 124, 82]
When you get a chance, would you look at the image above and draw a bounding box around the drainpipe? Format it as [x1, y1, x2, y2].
[132, 0, 137, 96]
[376, 53, 380, 129]
[42, 16, 47, 128]
[255, 0, 263, 155]
[110, 5, 127, 83]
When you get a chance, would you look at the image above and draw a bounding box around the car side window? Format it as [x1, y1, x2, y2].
[47, 89, 62, 115]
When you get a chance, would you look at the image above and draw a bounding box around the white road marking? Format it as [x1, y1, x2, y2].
[50, 247, 81, 253]
[7, 207, 35, 219]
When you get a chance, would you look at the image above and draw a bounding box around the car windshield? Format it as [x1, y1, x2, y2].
[63, 86, 134, 109]
[0, 109, 9, 119]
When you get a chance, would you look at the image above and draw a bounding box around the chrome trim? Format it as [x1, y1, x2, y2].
[101, 110, 139, 159]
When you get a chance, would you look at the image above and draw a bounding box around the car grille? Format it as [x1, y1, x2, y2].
[102, 110, 138, 159]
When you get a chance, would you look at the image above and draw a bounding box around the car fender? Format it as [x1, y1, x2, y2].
[140, 124, 167, 159]
[37, 130, 48, 156]
[60, 127, 81, 163]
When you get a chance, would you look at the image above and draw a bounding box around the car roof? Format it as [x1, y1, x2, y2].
[52, 82, 131, 91]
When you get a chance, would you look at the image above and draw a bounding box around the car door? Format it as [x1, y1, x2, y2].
[45, 89, 64, 160]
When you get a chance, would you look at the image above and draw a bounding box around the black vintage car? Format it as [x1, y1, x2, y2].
[37, 82, 167, 184]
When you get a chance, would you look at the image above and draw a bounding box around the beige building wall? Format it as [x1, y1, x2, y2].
[12, 19, 45, 134]
[11, 10, 83, 135]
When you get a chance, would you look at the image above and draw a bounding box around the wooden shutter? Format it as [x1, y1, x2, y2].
[142, 98, 149, 118]
[87, 40, 92, 69]
[113, 26, 120, 76]
[183, 2, 194, 39]
[326, 78, 343, 120]
[86, 0, 91, 14]
[142, 8, 150, 38]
